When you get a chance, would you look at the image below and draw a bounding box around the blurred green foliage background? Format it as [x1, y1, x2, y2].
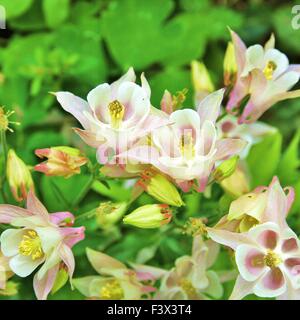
[0, 0, 300, 300]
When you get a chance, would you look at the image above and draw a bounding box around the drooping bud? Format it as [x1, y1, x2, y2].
[220, 166, 250, 197]
[34, 146, 88, 178]
[96, 201, 127, 229]
[191, 61, 214, 103]
[213, 156, 239, 182]
[137, 169, 184, 207]
[123, 204, 172, 229]
[223, 42, 237, 86]
[6, 149, 34, 202]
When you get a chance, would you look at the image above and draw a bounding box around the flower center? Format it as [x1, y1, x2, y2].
[264, 250, 282, 269]
[18, 230, 44, 260]
[99, 279, 124, 300]
[180, 132, 195, 160]
[263, 61, 277, 80]
[180, 279, 198, 299]
[108, 100, 125, 129]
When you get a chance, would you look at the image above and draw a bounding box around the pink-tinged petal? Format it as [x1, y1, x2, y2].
[61, 227, 85, 248]
[248, 222, 280, 248]
[261, 177, 288, 229]
[131, 264, 167, 281]
[282, 238, 298, 253]
[257, 230, 278, 249]
[55, 92, 91, 129]
[50, 212, 75, 227]
[86, 248, 126, 273]
[86, 83, 111, 123]
[264, 33, 275, 50]
[110, 67, 136, 93]
[230, 29, 247, 75]
[59, 244, 75, 278]
[117, 146, 160, 166]
[199, 120, 217, 156]
[254, 268, 286, 297]
[197, 89, 224, 124]
[205, 239, 220, 268]
[160, 90, 173, 115]
[229, 275, 255, 300]
[33, 264, 59, 300]
[138, 111, 170, 137]
[226, 78, 250, 113]
[207, 227, 256, 250]
[214, 138, 247, 160]
[284, 187, 295, 213]
[288, 64, 300, 74]
[170, 109, 200, 136]
[176, 180, 193, 193]
[26, 190, 49, 221]
[0, 205, 33, 224]
[236, 245, 267, 281]
[141, 72, 151, 98]
[73, 128, 106, 148]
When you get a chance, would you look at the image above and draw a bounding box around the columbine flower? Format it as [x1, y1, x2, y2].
[6, 149, 34, 202]
[95, 201, 127, 230]
[123, 204, 172, 229]
[135, 169, 184, 207]
[121, 89, 246, 192]
[155, 235, 223, 300]
[226, 30, 300, 123]
[54, 68, 168, 163]
[215, 177, 294, 233]
[34, 146, 88, 178]
[208, 177, 300, 299]
[73, 248, 158, 300]
[0, 191, 85, 300]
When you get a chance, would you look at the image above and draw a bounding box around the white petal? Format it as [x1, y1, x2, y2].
[0, 229, 25, 257]
[264, 49, 289, 79]
[35, 227, 62, 254]
[86, 83, 111, 123]
[242, 45, 265, 76]
[9, 254, 43, 277]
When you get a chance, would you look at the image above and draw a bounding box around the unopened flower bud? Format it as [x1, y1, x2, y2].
[137, 170, 184, 207]
[34, 146, 88, 178]
[223, 42, 237, 86]
[51, 263, 69, 294]
[213, 156, 239, 182]
[6, 149, 34, 201]
[191, 61, 214, 93]
[96, 201, 127, 229]
[123, 204, 172, 229]
[220, 166, 250, 197]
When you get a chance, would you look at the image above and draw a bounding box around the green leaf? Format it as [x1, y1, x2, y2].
[92, 180, 131, 202]
[247, 132, 282, 187]
[43, 0, 70, 28]
[277, 130, 300, 185]
[0, 0, 33, 18]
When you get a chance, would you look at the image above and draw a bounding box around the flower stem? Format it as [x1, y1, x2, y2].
[72, 175, 95, 209]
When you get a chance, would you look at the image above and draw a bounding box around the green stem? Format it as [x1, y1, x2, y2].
[72, 175, 95, 209]
[75, 208, 98, 222]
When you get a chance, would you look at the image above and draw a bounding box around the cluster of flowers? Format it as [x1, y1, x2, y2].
[0, 30, 300, 300]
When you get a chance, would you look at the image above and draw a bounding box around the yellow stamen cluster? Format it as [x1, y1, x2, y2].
[183, 218, 207, 237]
[263, 61, 277, 80]
[99, 279, 124, 300]
[180, 132, 195, 160]
[179, 279, 198, 299]
[264, 250, 282, 269]
[18, 230, 44, 260]
[108, 100, 125, 129]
